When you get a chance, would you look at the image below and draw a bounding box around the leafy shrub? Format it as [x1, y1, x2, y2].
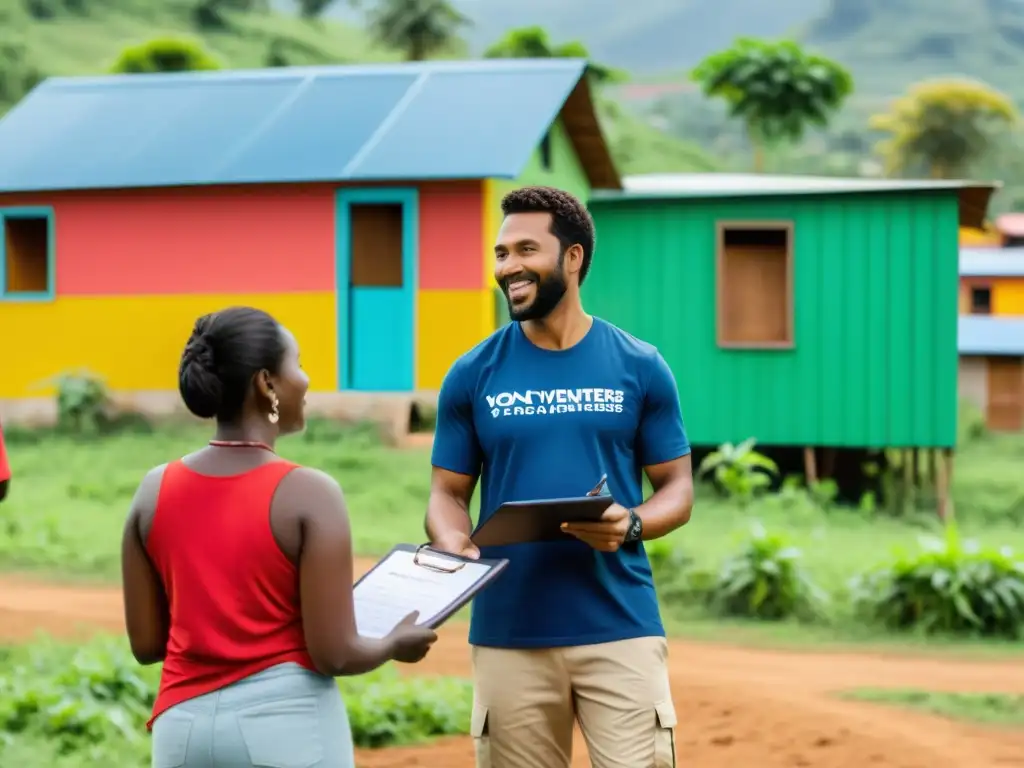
[110, 37, 220, 74]
[705, 523, 826, 621]
[850, 524, 1024, 638]
[343, 667, 472, 748]
[697, 438, 778, 503]
[0, 637, 472, 759]
[0, 638, 156, 755]
[50, 371, 109, 435]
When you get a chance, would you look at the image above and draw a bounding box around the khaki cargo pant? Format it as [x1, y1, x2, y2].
[470, 636, 677, 768]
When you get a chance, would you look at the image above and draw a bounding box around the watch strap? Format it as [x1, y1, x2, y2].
[623, 508, 643, 543]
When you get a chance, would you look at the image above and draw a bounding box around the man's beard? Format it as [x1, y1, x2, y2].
[503, 254, 568, 322]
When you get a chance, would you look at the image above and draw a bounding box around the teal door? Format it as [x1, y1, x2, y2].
[335, 188, 418, 391]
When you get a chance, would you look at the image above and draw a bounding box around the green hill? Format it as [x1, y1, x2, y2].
[2, 0, 392, 87]
[802, 0, 1024, 98]
[0, 0, 716, 176]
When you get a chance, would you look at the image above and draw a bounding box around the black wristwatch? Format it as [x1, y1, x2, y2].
[623, 508, 643, 544]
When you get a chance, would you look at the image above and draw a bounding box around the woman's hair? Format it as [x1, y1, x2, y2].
[178, 307, 285, 421]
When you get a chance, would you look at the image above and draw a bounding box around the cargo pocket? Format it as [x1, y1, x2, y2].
[151, 708, 194, 768]
[653, 700, 677, 768]
[237, 697, 324, 768]
[470, 701, 492, 768]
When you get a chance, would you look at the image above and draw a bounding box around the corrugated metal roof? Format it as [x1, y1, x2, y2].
[0, 59, 591, 192]
[589, 172, 1000, 200]
[960, 248, 1024, 277]
[959, 316, 1024, 356]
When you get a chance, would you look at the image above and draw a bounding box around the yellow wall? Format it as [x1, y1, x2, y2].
[959, 227, 1002, 247]
[994, 279, 1024, 316]
[416, 289, 492, 390]
[0, 292, 337, 398]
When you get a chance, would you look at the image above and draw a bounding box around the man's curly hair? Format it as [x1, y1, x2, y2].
[500, 186, 596, 285]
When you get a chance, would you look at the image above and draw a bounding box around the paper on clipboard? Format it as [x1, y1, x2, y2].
[353, 545, 506, 639]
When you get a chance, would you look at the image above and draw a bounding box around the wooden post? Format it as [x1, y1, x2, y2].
[927, 450, 937, 484]
[911, 448, 920, 487]
[937, 448, 955, 522]
[902, 449, 914, 514]
[803, 447, 818, 485]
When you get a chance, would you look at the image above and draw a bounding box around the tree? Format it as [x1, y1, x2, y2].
[483, 26, 625, 85]
[111, 37, 221, 74]
[869, 78, 1019, 180]
[691, 38, 853, 172]
[297, 0, 336, 18]
[362, 0, 469, 62]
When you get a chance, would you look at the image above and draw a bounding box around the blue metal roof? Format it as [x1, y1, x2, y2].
[959, 316, 1024, 356]
[959, 247, 1024, 277]
[0, 59, 588, 192]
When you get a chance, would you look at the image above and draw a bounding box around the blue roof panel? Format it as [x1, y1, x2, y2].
[350, 68, 580, 180]
[959, 316, 1024, 356]
[0, 60, 588, 192]
[214, 72, 419, 183]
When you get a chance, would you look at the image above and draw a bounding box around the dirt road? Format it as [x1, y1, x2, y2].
[2, 566, 1023, 768]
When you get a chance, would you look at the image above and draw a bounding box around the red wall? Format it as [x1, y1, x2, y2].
[0, 180, 486, 295]
[418, 181, 483, 290]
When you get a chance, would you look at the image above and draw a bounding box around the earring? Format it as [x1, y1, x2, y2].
[268, 394, 280, 424]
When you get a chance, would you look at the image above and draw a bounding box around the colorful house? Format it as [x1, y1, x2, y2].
[959, 247, 1024, 316]
[0, 59, 619, 400]
[584, 173, 996, 494]
[958, 316, 1024, 431]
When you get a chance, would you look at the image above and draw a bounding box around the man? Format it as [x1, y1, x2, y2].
[0, 418, 10, 502]
[426, 185, 693, 768]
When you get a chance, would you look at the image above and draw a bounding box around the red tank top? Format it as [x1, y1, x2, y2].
[144, 460, 316, 729]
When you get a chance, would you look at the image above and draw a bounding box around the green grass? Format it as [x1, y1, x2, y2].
[842, 689, 1024, 726]
[3, 419, 1024, 589]
[0, 420, 443, 577]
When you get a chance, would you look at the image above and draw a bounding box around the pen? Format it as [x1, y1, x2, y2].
[587, 474, 608, 497]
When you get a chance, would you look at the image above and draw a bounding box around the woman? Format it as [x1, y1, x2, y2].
[121, 306, 436, 767]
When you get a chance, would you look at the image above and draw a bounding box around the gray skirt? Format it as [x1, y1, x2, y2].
[151, 663, 355, 768]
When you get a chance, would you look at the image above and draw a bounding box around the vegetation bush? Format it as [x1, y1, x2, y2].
[651, 523, 827, 622]
[850, 524, 1024, 638]
[703, 523, 827, 621]
[697, 438, 779, 503]
[647, 540, 708, 606]
[0, 637, 472, 763]
[345, 667, 472, 748]
[110, 36, 220, 74]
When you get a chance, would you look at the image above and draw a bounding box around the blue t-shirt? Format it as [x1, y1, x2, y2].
[431, 317, 691, 649]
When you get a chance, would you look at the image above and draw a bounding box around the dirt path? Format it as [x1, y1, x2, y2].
[2, 564, 1023, 768]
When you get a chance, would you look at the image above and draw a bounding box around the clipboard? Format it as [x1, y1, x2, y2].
[470, 495, 615, 547]
[352, 543, 509, 639]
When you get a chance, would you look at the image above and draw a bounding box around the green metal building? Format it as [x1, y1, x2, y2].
[586, 174, 997, 450]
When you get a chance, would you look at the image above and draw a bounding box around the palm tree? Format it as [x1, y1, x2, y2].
[363, 0, 469, 62]
[691, 38, 853, 172]
[484, 26, 624, 85]
[870, 78, 1019, 179]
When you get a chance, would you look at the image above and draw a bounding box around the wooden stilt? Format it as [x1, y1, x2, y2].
[902, 449, 914, 514]
[803, 447, 818, 485]
[927, 449, 937, 484]
[911, 448, 920, 487]
[937, 448, 955, 522]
